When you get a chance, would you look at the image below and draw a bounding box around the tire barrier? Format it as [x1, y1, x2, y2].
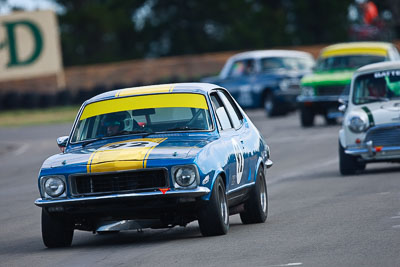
[2, 92, 21, 110]
[0, 93, 4, 111]
[39, 94, 57, 108]
[56, 90, 73, 106]
[21, 92, 41, 109]
[74, 89, 93, 105]
[92, 85, 108, 97]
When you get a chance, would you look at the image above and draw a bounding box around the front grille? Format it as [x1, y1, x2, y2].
[315, 85, 345, 96]
[71, 169, 168, 196]
[288, 84, 300, 91]
[365, 124, 400, 146]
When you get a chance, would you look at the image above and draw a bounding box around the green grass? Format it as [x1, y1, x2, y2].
[0, 106, 80, 127]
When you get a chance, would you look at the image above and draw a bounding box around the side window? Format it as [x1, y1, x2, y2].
[228, 59, 255, 77]
[218, 91, 243, 129]
[210, 93, 233, 130]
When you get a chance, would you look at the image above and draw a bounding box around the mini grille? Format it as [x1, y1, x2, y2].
[365, 124, 400, 146]
[315, 85, 345, 96]
[71, 169, 168, 196]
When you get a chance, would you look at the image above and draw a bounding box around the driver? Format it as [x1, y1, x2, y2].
[367, 78, 386, 97]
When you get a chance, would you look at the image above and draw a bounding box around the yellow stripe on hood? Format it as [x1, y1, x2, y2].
[87, 138, 167, 173]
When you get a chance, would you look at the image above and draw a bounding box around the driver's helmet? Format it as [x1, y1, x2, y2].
[101, 111, 131, 135]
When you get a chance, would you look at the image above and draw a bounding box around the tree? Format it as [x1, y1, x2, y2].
[53, 0, 147, 65]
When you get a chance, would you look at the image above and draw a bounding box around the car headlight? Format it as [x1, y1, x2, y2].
[279, 79, 289, 91]
[301, 86, 314, 96]
[171, 165, 199, 188]
[40, 175, 66, 198]
[346, 115, 368, 133]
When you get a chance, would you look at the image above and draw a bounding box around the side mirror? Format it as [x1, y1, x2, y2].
[338, 97, 348, 113]
[338, 104, 347, 113]
[57, 136, 69, 153]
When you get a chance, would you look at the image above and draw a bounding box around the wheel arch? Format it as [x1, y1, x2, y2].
[260, 88, 273, 106]
[339, 128, 346, 148]
[202, 169, 227, 201]
[255, 158, 265, 183]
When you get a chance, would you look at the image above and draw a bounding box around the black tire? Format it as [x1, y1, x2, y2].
[339, 141, 361, 175]
[42, 209, 74, 248]
[300, 106, 314, 127]
[325, 117, 337, 125]
[198, 176, 229, 236]
[240, 167, 268, 224]
[264, 93, 280, 117]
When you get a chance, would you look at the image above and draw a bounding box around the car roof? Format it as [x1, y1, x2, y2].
[229, 50, 314, 60]
[86, 83, 220, 104]
[320, 41, 393, 58]
[354, 61, 400, 75]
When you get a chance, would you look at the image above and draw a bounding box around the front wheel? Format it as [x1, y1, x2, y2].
[240, 167, 268, 224]
[300, 106, 314, 127]
[264, 93, 280, 117]
[198, 176, 229, 236]
[42, 209, 74, 248]
[339, 141, 364, 175]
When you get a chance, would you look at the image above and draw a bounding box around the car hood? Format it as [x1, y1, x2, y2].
[301, 70, 354, 86]
[43, 136, 214, 172]
[353, 100, 400, 125]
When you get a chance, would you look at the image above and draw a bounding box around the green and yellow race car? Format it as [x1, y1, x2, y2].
[297, 42, 400, 127]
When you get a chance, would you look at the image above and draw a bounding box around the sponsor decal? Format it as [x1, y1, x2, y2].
[374, 70, 400, 78]
[232, 139, 244, 184]
[202, 175, 210, 185]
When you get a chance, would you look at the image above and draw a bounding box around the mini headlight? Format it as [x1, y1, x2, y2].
[43, 176, 66, 197]
[347, 115, 368, 133]
[172, 165, 198, 188]
[301, 86, 314, 96]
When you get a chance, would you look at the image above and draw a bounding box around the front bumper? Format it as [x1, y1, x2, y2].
[273, 91, 299, 109]
[345, 144, 400, 161]
[297, 95, 340, 103]
[35, 187, 210, 207]
[297, 95, 341, 117]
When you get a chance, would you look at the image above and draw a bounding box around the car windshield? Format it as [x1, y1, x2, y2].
[260, 57, 314, 72]
[70, 93, 212, 143]
[352, 69, 400, 105]
[315, 55, 386, 71]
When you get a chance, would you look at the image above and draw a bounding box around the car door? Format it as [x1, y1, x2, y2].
[217, 90, 252, 187]
[210, 90, 252, 205]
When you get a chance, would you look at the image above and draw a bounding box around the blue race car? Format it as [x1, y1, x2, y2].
[201, 50, 315, 117]
[35, 83, 273, 248]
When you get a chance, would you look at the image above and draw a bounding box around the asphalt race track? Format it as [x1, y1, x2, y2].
[1, 110, 400, 266]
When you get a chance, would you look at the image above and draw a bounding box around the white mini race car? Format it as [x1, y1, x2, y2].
[339, 61, 400, 175]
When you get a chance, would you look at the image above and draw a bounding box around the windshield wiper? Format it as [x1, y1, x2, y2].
[109, 130, 154, 137]
[82, 137, 104, 147]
